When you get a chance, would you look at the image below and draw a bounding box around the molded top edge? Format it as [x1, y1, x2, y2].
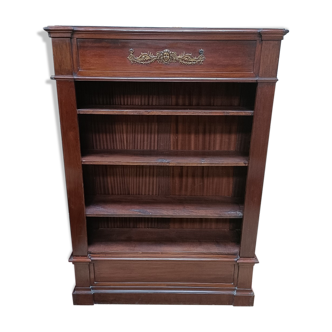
[43, 23, 291, 30]
[44, 26, 288, 41]
[41, 23, 291, 37]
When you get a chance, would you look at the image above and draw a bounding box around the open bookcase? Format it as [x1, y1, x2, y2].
[79, 81, 252, 261]
[45, 26, 288, 306]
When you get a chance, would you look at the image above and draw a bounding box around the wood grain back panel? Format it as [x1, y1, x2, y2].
[171, 167, 233, 197]
[83, 166, 247, 197]
[171, 116, 252, 152]
[79, 115, 159, 151]
[87, 217, 242, 230]
[76, 82, 256, 108]
[83, 165, 159, 196]
[88, 228, 240, 256]
[79, 115, 252, 153]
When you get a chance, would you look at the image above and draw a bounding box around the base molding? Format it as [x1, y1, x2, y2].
[233, 289, 255, 306]
[72, 287, 94, 305]
[70, 254, 258, 306]
[72, 286, 255, 306]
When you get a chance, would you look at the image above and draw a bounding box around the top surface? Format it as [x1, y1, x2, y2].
[44, 26, 289, 35]
[43, 23, 291, 30]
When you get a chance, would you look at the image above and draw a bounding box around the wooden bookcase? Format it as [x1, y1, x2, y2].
[45, 26, 288, 306]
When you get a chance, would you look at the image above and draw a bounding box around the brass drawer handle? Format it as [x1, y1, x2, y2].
[128, 48, 205, 65]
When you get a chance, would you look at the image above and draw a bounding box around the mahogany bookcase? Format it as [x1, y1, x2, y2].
[44, 26, 288, 306]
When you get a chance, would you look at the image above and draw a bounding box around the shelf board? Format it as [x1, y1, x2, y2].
[88, 228, 240, 255]
[85, 195, 244, 218]
[77, 105, 254, 116]
[81, 150, 249, 166]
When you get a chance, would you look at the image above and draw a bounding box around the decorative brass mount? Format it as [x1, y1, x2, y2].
[127, 48, 205, 65]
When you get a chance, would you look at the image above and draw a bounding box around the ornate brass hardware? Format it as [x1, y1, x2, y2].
[127, 48, 205, 65]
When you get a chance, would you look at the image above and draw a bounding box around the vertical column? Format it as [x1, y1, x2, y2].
[71, 259, 95, 308]
[48, 29, 88, 256]
[56, 81, 88, 255]
[235, 81, 275, 305]
[234, 257, 259, 306]
[240, 82, 276, 257]
[240, 33, 285, 258]
[235, 32, 287, 305]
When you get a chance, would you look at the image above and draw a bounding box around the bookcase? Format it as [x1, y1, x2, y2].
[45, 26, 288, 306]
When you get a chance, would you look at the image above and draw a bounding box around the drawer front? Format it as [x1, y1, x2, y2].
[75, 39, 258, 78]
[93, 260, 235, 283]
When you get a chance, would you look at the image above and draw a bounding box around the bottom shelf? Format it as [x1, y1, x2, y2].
[88, 228, 240, 255]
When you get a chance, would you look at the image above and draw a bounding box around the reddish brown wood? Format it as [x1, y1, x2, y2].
[85, 195, 244, 219]
[259, 41, 282, 77]
[87, 217, 242, 230]
[77, 106, 253, 116]
[56, 80, 87, 255]
[92, 289, 235, 305]
[82, 165, 247, 197]
[46, 26, 288, 306]
[78, 115, 252, 153]
[75, 81, 256, 110]
[45, 26, 287, 81]
[54, 76, 277, 82]
[52, 38, 73, 75]
[240, 83, 276, 257]
[81, 150, 249, 166]
[88, 228, 240, 255]
[76, 39, 257, 78]
[93, 259, 235, 283]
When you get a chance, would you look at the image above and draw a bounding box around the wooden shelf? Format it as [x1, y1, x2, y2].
[81, 150, 249, 166]
[85, 195, 244, 218]
[88, 228, 240, 255]
[77, 105, 254, 116]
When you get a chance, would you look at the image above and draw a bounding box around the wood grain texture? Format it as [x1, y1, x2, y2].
[85, 195, 244, 218]
[93, 259, 235, 283]
[46, 26, 288, 306]
[56, 81, 87, 255]
[76, 81, 256, 109]
[87, 217, 242, 230]
[88, 217, 170, 229]
[240, 83, 276, 257]
[171, 166, 247, 197]
[74, 264, 90, 287]
[45, 26, 288, 40]
[83, 166, 160, 196]
[79, 115, 252, 153]
[259, 41, 282, 77]
[82, 165, 247, 197]
[88, 228, 240, 256]
[92, 289, 235, 305]
[79, 115, 159, 151]
[81, 150, 249, 166]
[77, 106, 253, 116]
[171, 116, 252, 152]
[52, 38, 73, 75]
[76, 39, 257, 78]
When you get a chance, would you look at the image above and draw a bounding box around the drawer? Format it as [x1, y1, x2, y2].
[74, 39, 259, 79]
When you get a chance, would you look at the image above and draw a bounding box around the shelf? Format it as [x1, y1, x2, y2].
[77, 105, 254, 116]
[81, 150, 249, 166]
[85, 195, 244, 218]
[88, 228, 240, 255]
